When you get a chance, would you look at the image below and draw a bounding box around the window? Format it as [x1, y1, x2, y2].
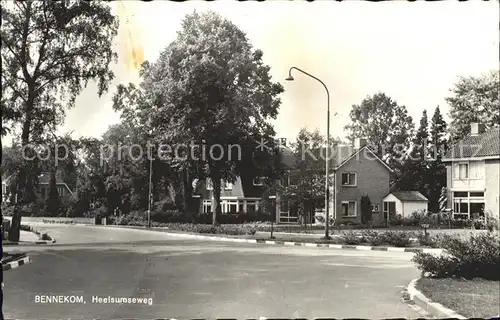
[280, 173, 290, 187]
[280, 200, 289, 212]
[469, 161, 484, 179]
[206, 179, 231, 190]
[228, 202, 238, 214]
[453, 192, 468, 198]
[57, 187, 64, 196]
[238, 203, 244, 213]
[341, 201, 357, 217]
[247, 201, 256, 212]
[203, 201, 212, 213]
[470, 192, 484, 197]
[453, 201, 469, 214]
[341, 173, 357, 186]
[253, 177, 265, 186]
[371, 204, 380, 212]
[470, 203, 485, 217]
[454, 163, 468, 179]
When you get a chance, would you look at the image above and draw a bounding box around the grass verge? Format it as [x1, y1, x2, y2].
[416, 277, 500, 318]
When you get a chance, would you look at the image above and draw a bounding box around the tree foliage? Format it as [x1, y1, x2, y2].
[427, 106, 448, 212]
[446, 70, 500, 141]
[344, 93, 415, 188]
[345, 93, 415, 168]
[120, 11, 284, 225]
[278, 128, 341, 227]
[1, 0, 118, 213]
[360, 195, 372, 225]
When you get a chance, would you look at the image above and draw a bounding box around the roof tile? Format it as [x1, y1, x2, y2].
[444, 127, 500, 160]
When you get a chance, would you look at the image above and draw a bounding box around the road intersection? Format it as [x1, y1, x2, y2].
[3, 224, 428, 319]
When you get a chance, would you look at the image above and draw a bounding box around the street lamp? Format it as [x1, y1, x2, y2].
[147, 127, 153, 229]
[286, 66, 332, 240]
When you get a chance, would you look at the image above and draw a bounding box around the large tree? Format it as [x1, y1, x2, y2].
[446, 70, 500, 141]
[427, 106, 448, 212]
[1, 0, 118, 236]
[344, 92, 415, 181]
[125, 11, 284, 225]
[395, 110, 429, 192]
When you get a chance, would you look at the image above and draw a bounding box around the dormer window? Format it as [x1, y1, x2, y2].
[206, 179, 232, 190]
[253, 177, 265, 186]
[341, 172, 357, 186]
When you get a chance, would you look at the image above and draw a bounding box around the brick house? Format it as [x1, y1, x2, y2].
[194, 142, 296, 223]
[442, 123, 500, 220]
[327, 138, 393, 226]
[2, 171, 74, 203]
[194, 138, 393, 225]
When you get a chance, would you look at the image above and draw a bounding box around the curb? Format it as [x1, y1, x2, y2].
[3, 239, 56, 245]
[407, 278, 466, 319]
[98, 225, 445, 254]
[2, 254, 31, 271]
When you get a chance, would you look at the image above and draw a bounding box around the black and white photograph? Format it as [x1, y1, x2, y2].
[1, 1, 499, 319]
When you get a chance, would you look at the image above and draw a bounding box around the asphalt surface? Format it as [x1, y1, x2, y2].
[3, 224, 426, 319]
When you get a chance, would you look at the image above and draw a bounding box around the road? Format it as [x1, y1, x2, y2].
[3, 224, 425, 319]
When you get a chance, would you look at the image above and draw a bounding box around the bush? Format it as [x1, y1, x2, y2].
[20, 224, 32, 232]
[361, 230, 386, 246]
[341, 231, 363, 245]
[412, 232, 500, 280]
[41, 233, 52, 240]
[382, 230, 414, 247]
[1, 205, 14, 216]
[486, 214, 499, 232]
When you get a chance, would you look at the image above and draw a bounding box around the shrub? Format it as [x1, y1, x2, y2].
[486, 213, 499, 232]
[361, 230, 386, 246]
[41, 233, 52, 240]
[1, 205, 14, 216]
[20, 224, 32, 232]
[381, 230, 413, 247]
[341, 231, 363, 245]
[412, 232, 500, 280]
[360, 195, 372, 225]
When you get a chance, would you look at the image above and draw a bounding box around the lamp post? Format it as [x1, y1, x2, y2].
[286, 67, 332, 240]
[147, 127, 153, 229]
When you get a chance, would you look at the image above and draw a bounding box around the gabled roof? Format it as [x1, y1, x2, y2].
[287, 144, 393, 173]
[387, 191, 428, 202]
[335, 145, 393, 172]
[443, 127, 500, 161]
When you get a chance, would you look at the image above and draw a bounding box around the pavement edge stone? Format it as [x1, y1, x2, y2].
[2, 254, 31, 271]
[407, 278, 466, 319]
[99, 225, 445, 254]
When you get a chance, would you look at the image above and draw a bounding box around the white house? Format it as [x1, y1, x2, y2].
[383, 191, 428, 220]
[442, 123, 500, 220]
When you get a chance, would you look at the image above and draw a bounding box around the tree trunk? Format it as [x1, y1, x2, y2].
[212, 175, 221, 226]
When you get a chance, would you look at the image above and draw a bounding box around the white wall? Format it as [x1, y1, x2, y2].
[383, 194, 428, 218]
[402, 201, 428, 217]
[382, 194, 403, 217]
[485, 160, 500, 218]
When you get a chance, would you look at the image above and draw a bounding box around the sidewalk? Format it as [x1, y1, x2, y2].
[21, 230, 40, 242]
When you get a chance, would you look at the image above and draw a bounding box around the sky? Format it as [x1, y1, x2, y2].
[4, 1, 499, 145]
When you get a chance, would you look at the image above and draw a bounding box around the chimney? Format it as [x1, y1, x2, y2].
[470, 123, 486, 136]
[354, 138, 367, 149]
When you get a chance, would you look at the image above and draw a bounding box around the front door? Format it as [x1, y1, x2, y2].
[383, 201, 396, 222]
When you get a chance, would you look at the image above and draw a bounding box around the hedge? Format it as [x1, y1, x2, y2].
[412, 231, 500, 280]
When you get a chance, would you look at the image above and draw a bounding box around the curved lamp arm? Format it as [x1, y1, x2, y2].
[286, 67, 330, 113]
